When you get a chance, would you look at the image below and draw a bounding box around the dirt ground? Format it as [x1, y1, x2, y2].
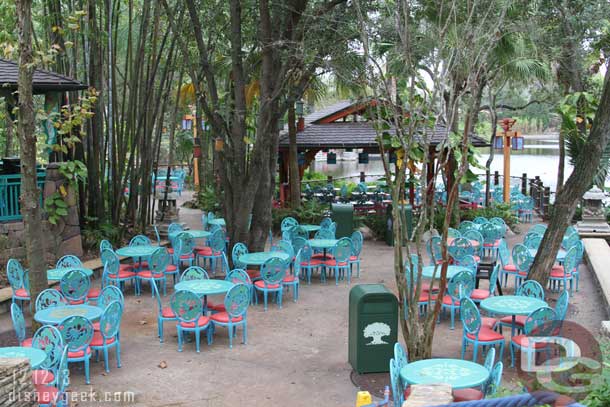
[1, 194, 606, 407]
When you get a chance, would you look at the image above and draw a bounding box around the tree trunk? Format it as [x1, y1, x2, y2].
[17, 0, 47, 329]
[288, 103, 300, 209]
[557, 129, 565, 194]
[529, 72, 610, 284]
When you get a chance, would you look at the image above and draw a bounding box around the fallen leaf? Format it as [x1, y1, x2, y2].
[139, 320, 147, 325]
[158, 361, 167, 369]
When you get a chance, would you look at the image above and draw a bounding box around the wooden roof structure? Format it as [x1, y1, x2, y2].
[279, 99, 489, 149]
[0, 58, 87, 95]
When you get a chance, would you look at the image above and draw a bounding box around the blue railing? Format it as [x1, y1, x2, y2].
[0, 171, 46, 222]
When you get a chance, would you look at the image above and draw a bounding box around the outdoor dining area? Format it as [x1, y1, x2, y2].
[389, 216, 580, 405]
[3, 210, 365, 405]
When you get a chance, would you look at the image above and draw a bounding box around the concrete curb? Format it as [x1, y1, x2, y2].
[582, 238, 610, 334]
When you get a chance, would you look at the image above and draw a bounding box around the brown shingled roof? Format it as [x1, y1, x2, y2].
[279, 103, 489, 149]
[0, 58, 87, 94]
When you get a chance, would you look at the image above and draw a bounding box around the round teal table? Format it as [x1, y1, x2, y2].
[239, 252, 290, 266]
[421, 265, 470, 280]
[308, 239, 338, 249]
[0, 347, 46, 369]
[174, 279, 235, 311]
[174, 279, 235, 296]
[300, 225, 321, 233]
[400, 358, 489, 389]
[116, 245, 159, 258]
[34, 305, 103, 325]
[169, 230, 210, 240]
[47, 267, 94, 282]
[529, 248, 566, 262]
[480, 295, 547, 336]
[209, 218, 225, 226]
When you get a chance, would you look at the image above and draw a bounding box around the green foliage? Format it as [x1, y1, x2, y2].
[81, 218, 122, 252]
[271, 200, 327, 233]
[58, 160, 87, 187]
[360, 213, 386, 240]
[560, 92, 609, 188]
[43, 192, 69, 225]
[582, 340, 610, 407]
[302, 171, 327, 182]
[196, 186, 221, 213]
[460, 203, 519, 230]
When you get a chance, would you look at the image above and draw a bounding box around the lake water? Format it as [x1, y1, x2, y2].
[310, 135, 572, 192]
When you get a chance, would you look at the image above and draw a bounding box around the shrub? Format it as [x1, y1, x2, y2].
[82, 220, 121, 253]
[271, 200, 328, 233]
[360, 213, 386, 240]
[460, 203, 519, 230]
[196, 186, 221, 213]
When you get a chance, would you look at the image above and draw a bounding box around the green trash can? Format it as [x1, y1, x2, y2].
[348, 284, 398, 374]
[385, 203, 413, 246]
[331, 203, 354, 238]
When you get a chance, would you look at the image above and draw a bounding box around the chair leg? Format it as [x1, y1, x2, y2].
[103, 347, 110, 373]
[278, 289, 283, 309]
[116, 341, 122, 368]
[243, 323, 247, 344]
[461, 340, 466, 360]
[177, 327, 183, 352]
[510, 343, 515, 367]
[263, 291, 268, 311]
[159, 318, 164, 342]
[195, 329, 201, 353]
[85, 357, 91, 384]
[228, 325, 233, 349]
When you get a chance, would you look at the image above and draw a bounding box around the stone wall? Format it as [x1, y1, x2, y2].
[0, 358, 36, 407]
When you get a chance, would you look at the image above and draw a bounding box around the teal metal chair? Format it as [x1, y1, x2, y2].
[460, 297, 505, 363]
[58, 315, 94, 384]
[171, 289, 212, 352]
[129, 234, 152, 269]
[458, 220, 476, 234]
[196, 228, 225, 274]
[138, 247, 169, 296]
[11, 303, 32, 346]
[150, 278, 176, 343]
[510, 307, 558, 368]
[36, 347, 69, 407]
[404, 262, 436, 316]
[55, 255, 83, 268]
[180, 266, 210, 281]
[210, 283, 250, 348]
[281, 216, 299, 232]
[231, 242, 260, 280]
[171, 232, 195, 280]
[299, 243, 323, 284]
[389, 358, 405, 407]
[97, 285, 124, 309]
[480, 222, 502, 258]
[323, 237, 353, 285]
[426, 236, 443, 265]
[350, 230, 363, 278]
[498, 280, 545, 334]
[463, 229, 484, 258]
[555, 290, 570, 332]
[512, 244, 533, 288]
[35, 289, 67, 312]
[101, 248, 137, 294]
[7, 258, 30, 306]
[447, 227, 461, 238]
[448, 237, 474, 264]
[523, 233, 543, 250]
[60, 269, 90, 305]
[470, 263, 500, 303]
[549, 246, 577, 293]
[91, 301, 123, 373]
[254, 257, 287, 311]
[440, 270, 475, 329]
[226, 268, 254, 304]
[31, 325, 64, 386]
[497, 239, 517, 287]
[282, 249, 301, 302]
[529, 223, 547, 235]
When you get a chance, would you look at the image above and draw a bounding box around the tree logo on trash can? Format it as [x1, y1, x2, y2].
[363, 322, 391, 345]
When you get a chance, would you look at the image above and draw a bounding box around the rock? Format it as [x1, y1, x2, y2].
[158, 361, 168, 369]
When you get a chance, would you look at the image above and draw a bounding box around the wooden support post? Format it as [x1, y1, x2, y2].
[360, 171, 365, 183]
[327, 175, 333, 184]
[494, 171, 499, 185]
[543, 186, 551, 219]
[521, 173, 527, 195]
